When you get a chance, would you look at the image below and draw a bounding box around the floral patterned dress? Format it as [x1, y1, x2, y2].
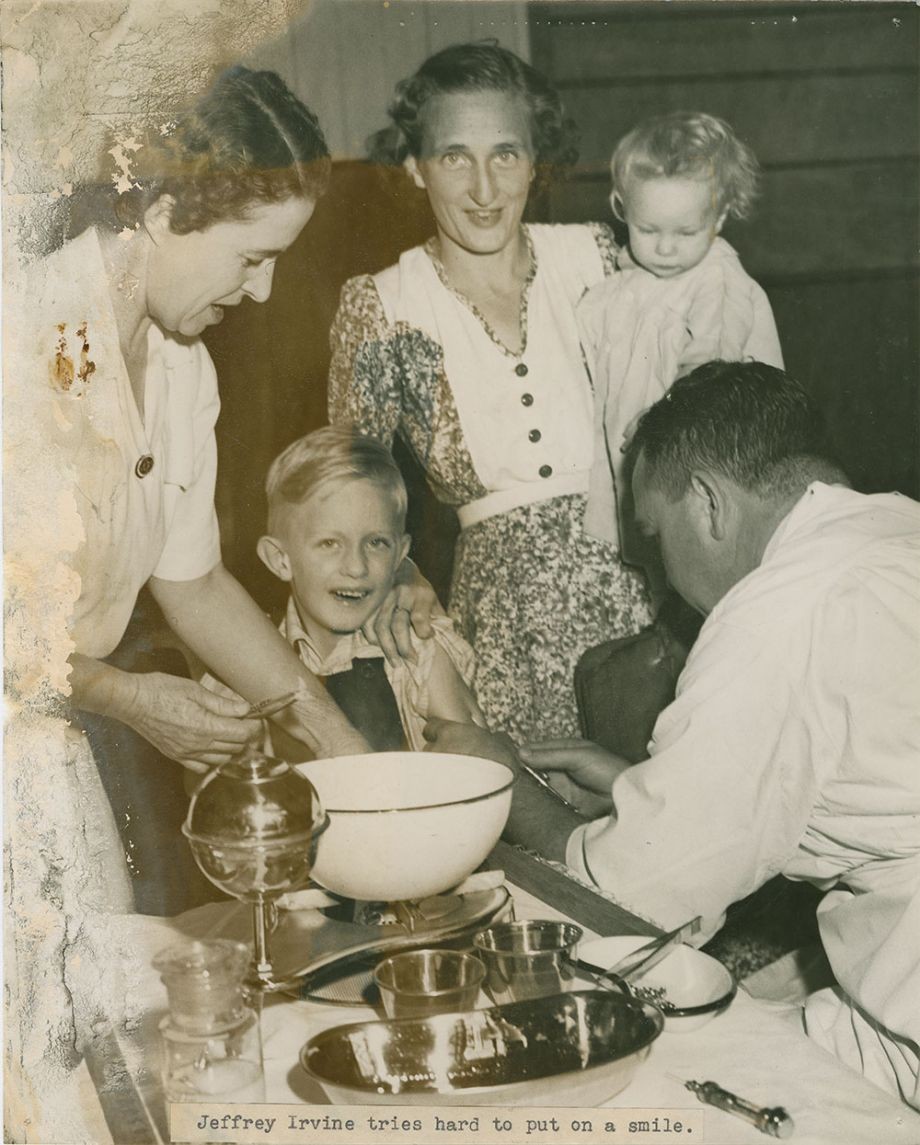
[328, 223, 652, 742]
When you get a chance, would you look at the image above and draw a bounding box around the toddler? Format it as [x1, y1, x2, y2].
[579, 111, 784, 542]
[205, 426, 482, 754]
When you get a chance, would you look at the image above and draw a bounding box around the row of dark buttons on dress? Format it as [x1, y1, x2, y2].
[515, 363, 552, 477]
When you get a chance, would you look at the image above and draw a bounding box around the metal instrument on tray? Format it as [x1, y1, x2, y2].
[244, 691, 300, 719]
[589, 916, 702, 994]
[685, 1079, 794, 1138]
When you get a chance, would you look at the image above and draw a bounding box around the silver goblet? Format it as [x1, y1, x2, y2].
[183, 748, 327, 992]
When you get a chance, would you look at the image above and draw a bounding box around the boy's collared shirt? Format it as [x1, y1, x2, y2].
[280, 596, 392, 678]
[281, 596, 475, 751]
[201, 597, 476, 753]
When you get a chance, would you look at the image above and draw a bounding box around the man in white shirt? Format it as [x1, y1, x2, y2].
[426, 361, 920, 1107]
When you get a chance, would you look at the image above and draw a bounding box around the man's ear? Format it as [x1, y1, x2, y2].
[143, 195, 176, 244]
[688, 471, 727, 541]
[257, 534, 293, 582]
[404, 155, 426, 191]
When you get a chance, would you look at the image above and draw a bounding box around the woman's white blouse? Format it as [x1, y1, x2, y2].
[17, 228, 222, 660]
[373, 224, 604, 518]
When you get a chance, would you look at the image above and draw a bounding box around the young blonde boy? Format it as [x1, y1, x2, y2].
[227, 425, 481, 755]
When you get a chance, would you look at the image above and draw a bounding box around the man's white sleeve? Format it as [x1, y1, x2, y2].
[567, 615, 820, 930]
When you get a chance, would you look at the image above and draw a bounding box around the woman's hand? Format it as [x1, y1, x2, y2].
[121, 672, 262, 773]
[368, 562, 446, 664]
[519, 738, 630, 801]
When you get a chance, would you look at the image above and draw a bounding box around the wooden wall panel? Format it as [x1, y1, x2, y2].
[771, 275, 919, 496]
[565, 73, 917, 168]
[247, 0, 530, 159]
[536, 4, 915, 79]
[532, 1, 919, 504]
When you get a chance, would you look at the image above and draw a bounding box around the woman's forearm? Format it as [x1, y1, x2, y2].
[68, 652, 138, 721]
[149, 564, 368, 757]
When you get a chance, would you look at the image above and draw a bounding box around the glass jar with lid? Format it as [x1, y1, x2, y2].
[153, 938, 264, 1103]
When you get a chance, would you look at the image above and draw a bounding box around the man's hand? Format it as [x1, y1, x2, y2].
[121, 673, 262, 772]
[423, 717, 518, 770]
[519, 738, 630, 801]
[368, 562, 445, 664]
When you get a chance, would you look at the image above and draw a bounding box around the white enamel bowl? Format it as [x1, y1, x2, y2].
[579, 935, 736, 1032]
[296, 753, 514, 902]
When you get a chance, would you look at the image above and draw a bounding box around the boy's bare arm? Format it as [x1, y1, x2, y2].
[425, 643, 486, 726]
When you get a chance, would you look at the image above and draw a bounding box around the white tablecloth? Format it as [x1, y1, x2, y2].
[115, 889, 919, 1145]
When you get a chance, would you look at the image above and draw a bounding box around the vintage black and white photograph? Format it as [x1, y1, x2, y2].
[3, 1, 918, 1141]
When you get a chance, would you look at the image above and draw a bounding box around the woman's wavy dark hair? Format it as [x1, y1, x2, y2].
[113, 66, 331, 234]
[370, 42, 578, 188]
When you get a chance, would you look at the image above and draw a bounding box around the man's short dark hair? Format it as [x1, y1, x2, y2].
[630, 361, 845, 499]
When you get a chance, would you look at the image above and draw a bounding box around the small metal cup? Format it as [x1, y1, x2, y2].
[373, 949, 486, 1019]
[473, 920, 582, 1004]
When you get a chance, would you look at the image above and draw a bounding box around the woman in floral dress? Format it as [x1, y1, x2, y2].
[329, 43, 652, 744]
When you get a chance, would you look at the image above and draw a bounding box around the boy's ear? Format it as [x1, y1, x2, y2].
[256, 534, 293, 582]
[397, 533, 412, 567]
[143, 194, 176, 243]
[404, 155, 427, 191]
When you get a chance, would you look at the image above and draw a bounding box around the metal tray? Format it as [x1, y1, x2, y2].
[300, 989, 663, 1105]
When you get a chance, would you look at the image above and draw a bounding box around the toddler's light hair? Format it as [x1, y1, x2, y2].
[266, 425, 408, 537]
[611, 111, 760, 221]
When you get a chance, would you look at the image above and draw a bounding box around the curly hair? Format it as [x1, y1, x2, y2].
[611, 112, 760, 222]
[113, 66, 331, 234]
[371, 41, 578, 186]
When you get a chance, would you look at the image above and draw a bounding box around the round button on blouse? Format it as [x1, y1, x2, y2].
[528, 429, 542, 443]
[539, 464, 553, 478]
[135, 454, 155, 478]
[521, 392, 534, 407]
[515, 362, 529, 377]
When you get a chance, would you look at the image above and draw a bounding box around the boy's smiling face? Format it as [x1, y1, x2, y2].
[261, 478, 410, 656]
